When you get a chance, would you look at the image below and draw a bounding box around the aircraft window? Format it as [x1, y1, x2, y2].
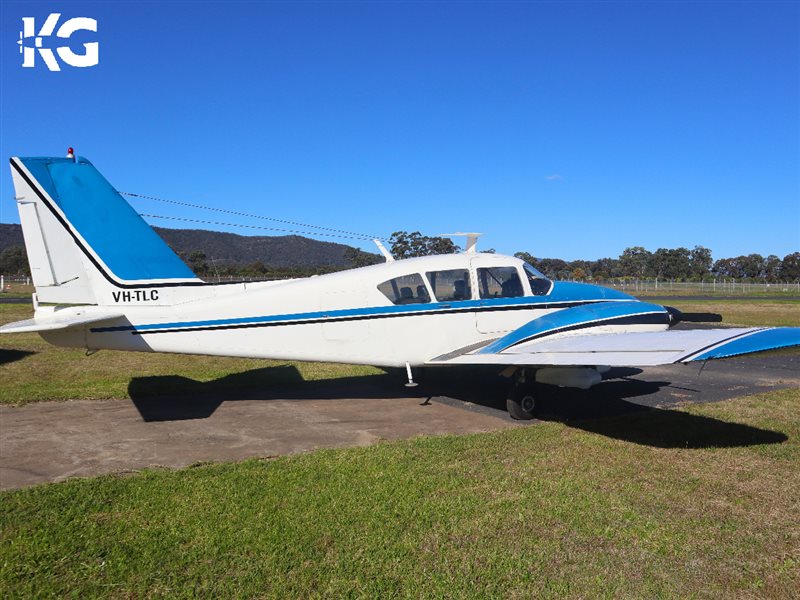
[523, 262, 552, 296]
[377, 273, 431, 305]
[426, 269, 472, 301]
[477, 267, 524, 299]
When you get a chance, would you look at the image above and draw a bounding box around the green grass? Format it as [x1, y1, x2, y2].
[2, 300, 798, 405]
[665, 299, 800, 327]
[609, 280, 800, 297]
[2, 388, 798, 598]
[0, 283, 34, 299]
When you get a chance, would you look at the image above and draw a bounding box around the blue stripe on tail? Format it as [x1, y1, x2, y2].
[20, 157, 196, 281]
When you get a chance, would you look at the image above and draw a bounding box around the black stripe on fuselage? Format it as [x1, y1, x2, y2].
[90, 299, 610, 335]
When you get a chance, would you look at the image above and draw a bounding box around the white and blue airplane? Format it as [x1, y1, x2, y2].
[3, 154, 799, 419]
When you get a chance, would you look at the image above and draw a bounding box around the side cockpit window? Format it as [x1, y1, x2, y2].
[523, 262, 552, 296]
[426, 269, 472, 302]
[477, 266, 524, 299]
[377, 273, 431, 305]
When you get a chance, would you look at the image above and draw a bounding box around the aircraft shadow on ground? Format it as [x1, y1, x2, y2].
[128, 365, 400, 422]
[425, 368, 787, 449]
[528, 382, 787, 449]
[128, 364, 787, 450]
[0, 349, 35, 365]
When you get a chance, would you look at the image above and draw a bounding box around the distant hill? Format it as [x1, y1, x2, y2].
[152, 228, 372, 268]
[0, 223, 377, 269]
[1, 224, 23, 249]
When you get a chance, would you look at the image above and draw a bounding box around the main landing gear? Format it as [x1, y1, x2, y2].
[506, 369, 537, 420]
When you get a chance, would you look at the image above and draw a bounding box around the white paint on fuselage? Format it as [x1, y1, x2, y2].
[50, 252, 661, 368]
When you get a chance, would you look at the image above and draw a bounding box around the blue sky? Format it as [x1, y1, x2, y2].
[1, 0, 798, 260]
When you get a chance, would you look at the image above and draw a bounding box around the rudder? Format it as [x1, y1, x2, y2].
[10, 156, 201, 305]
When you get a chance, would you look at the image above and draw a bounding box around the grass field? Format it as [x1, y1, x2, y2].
[1, 388, 798, 598]
[616, 285, 800, 298]
[0, 283, 34, 299]
[666, 299, 800, 328]
[1, 301, 798, 405]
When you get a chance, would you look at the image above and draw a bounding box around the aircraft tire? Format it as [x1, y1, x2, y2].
[506, 384, 537, 420]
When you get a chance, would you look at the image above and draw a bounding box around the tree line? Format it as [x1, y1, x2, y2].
[181, 250, 342, 279]
[2, 234, 798, 282]
[515, 246, 800, 282]
[386, 232, 800, 283]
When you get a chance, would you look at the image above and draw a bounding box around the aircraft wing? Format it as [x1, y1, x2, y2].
[0, 310, 125, 334]
[428, 327, 800, 367]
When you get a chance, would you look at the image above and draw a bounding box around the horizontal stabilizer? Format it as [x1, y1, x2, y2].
[0, 310, 125, 334]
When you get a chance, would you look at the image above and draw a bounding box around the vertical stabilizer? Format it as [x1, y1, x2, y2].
[10, 156, 201, 305]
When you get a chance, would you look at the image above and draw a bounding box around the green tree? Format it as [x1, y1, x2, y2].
[689, 246, 713, 279]
[344, 247, 382, 268]
[591, 258, 620, 280]
[249, 261, 268, 275]
[389, 231, 458, 259]
[738, 254, 765, 279]
[649, 248, 691, 279]
[780, 252, 800, 281]
[764, 255, 782, 282]
[713, 257, 740, 278]
[534, 258, 570, 279]
[571, 267, 587, 281]
[619, 246, 652, 278]
[186, 250, 209, 276]
[0, 246, 30, 276]
[514, 252, 536, 265]
[424, 236, 459, 256]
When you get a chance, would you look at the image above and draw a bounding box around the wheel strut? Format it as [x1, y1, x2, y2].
[506, 368, 537, 420]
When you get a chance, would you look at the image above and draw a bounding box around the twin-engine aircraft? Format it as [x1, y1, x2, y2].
[3, 155, 799, 419]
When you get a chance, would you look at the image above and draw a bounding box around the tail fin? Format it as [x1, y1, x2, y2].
[10, 156, 201, 305]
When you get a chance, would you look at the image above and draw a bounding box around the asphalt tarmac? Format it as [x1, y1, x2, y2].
[1, 351, 798, 490]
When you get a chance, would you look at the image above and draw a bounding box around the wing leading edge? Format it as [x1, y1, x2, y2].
[428, 327, 800, 368]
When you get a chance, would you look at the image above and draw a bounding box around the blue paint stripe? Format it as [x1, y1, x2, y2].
[20, 157, 196, 281]
[687, 327, 800, 362]
[479, 301, 666, 354]
[140, 301, 467, 331]
[90, 296, 615, 334]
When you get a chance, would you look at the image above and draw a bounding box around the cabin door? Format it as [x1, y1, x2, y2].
[471, 258, 528, 335]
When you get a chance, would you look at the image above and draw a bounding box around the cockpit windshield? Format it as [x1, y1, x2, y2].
[523, 262, 552, 296]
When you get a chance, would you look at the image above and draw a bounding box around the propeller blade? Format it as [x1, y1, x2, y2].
[678, 312, 723, 323]
[664, 305, 723, 326]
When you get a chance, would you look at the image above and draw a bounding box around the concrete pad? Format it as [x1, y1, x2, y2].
[0, 391, 516, 490]
[2, 351, 798, 491]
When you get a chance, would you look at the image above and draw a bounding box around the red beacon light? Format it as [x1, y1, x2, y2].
[66, 147, 75, 160]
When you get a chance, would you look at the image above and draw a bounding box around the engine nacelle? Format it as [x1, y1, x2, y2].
[535, 367, 602, 390]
